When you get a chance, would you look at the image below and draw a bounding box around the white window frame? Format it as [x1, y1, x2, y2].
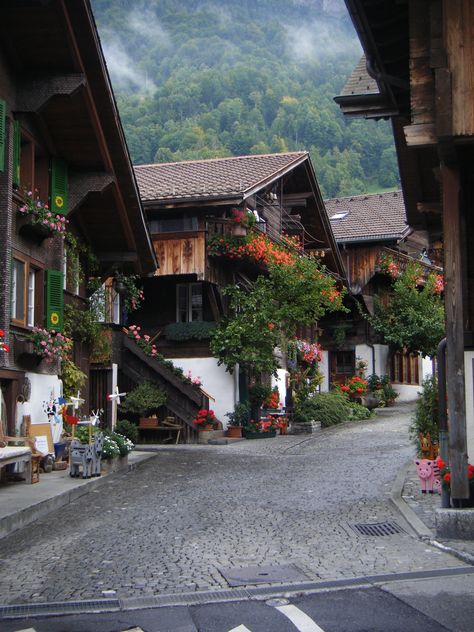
[176, 283, 203, 323]
[27, 268, 36, 327]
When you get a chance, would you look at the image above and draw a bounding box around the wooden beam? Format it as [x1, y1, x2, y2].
[403, 123, 437, 146]
[435, 68, 453, 138]
[416, 201, 442, 215]
[443, 164, 469, 500]
[98, 252, 138, 263]
[68, 171, 115, 213]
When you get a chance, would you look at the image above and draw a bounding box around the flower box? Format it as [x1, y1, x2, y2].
[17, 212, 53, 241]
[101, 454, 129, 474]
[139, 417, 159, 428]
[290, 421, 321, 435]
[243, 429, 276, 439]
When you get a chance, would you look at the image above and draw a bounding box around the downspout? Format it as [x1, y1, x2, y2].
[437, 338, 450, 508]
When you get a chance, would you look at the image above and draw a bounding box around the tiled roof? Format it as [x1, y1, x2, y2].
[325, 191, 409, 243]
[134, 152, 308, 202]
[339, 55, 380, 97]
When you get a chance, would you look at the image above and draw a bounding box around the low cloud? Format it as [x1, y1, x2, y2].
[285, 19, 361, 62]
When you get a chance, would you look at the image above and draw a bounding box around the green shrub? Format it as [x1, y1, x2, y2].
[109, 431, 134, 457]
[294, 391, 351, 427]
[164, 321, 216, 341]
[348, 401, 374, 421]
[410, 376, 439, 452]
[116, 419, 139, 444]
[120, 380, 167, 417]
[225, 401, 250, 426]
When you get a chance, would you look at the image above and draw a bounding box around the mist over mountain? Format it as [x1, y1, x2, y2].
[91, 0, 399, 197]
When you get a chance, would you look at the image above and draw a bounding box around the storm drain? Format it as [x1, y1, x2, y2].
[0, 598, 120, 620]
[218, 563, 308, 587]
[350, 521, 405, 537]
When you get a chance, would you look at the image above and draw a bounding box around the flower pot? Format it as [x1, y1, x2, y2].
[231, 224, 247, 237]
[139, 417, 159, 428]
[226, 425, 243, 438]
[202, 424, 215, 431]
[102, 454, 129, 474]
[243, 429, 276, 439]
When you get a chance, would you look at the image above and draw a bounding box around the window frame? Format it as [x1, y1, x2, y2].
[11, 252, 43, 329]
[176, 282, 203, 323]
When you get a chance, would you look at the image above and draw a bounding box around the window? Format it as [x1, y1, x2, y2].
[176, 283, 203, 322]
[148, 216, 198, 234]
[335, 350, 355, 375]
[11, 255, 42, 328]
[27, 269, 36, 327]
[390, 350, 420, 384]
[11, 258, 25, 323]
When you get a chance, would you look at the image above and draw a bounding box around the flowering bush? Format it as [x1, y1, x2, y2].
[102, 434, 121, 459]
[193, 409, 217, 427]
[296, 340, 322, 364]
[245, 417, 280, 433]
[339, 375, 368, 397]
[264, 387, 281, 409]
[231, 207, 257, 228]
[355, 357, 368, 375]
[0, 329, 10, 353]
[208, 232, 295, 267]
[127, 325, 159, 357]
[27, 327, 72, 362]
[436, 457, 474, 492]
[109, 432, 134, 457]
[115, 272, 144, 313]
[18, 190, 67, 235]
[184, 370, 202, 387]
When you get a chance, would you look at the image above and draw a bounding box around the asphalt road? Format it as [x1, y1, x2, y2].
[4, 570, 474, 631]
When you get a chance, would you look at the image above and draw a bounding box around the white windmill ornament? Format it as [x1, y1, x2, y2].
[107, 386, 126, 430]
[69, 390, 85, 411]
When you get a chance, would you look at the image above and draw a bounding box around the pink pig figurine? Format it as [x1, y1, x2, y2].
[415, 459, 436, 493]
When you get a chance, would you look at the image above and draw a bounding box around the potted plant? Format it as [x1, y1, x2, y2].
[193, 408, 218, 431]
[230, 207, 256, 236]
[243, 417, 279, 439]
[225, 401, 250, 438]
[119, 380, 167, 426]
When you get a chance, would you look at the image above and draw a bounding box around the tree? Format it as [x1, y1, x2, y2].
[368, 262, 445, 357]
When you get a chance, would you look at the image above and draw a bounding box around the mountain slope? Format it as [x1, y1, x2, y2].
[91, 0, 399, 197]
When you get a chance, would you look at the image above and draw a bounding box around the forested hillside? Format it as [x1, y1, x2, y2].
[91, 0, 399, 198]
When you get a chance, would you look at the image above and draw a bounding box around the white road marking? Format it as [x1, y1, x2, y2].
[228, 626, 253, 632]
[276, 604, 327, 632]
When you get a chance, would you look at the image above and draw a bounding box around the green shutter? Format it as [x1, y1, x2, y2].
[45, 269, 64, 332]
[0, 99, 5, 173]
[50, 158, 68, 215]
[12, 120, 20, 188]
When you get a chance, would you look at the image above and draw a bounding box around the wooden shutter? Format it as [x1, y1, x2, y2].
[0, 99, 5, 172]
[12, 120, 20, 188]
[50, 158, 68, 215]
[45, 269, 64, 332]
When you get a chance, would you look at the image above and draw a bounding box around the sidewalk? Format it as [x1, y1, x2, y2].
[391, 454, 474, 565]
[0, 451, 156, 540]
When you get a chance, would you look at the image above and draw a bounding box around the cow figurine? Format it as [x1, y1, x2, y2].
[415, 459, 437, 493]
[92, 432, 104, 477]
[70, 439, 85, 478]
[82, 444, 94, 479]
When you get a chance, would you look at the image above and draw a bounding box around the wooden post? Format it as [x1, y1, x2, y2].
[442, 164, 469, 499]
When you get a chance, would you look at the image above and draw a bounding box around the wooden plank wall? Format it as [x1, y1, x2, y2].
[409, 0, 435, 126]
[153, 234, 206, 278]
[445, 0, 474, 136]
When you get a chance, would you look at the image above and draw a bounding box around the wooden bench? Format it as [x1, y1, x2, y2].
[0, 446, 32, 484]
[138, 417, 182, 444]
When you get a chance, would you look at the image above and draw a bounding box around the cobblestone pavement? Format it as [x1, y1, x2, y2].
[0, 404, 468, 605]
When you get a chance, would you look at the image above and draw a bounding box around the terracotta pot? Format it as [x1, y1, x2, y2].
[226, 425, 242, 438]
[231, 224, 247, 237]
[139, 417, 159, 428]
[202, 424, 214, 431]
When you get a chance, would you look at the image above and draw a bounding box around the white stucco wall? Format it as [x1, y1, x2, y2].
[463, 351, 474, 460]
[320, 350, 330, 392]
[422, 356, 434, 381]
[170, 357, 236, 426]
[373, 344, 389, 377]
[15, 372, 62, 432]
[355, 344, 372, 375]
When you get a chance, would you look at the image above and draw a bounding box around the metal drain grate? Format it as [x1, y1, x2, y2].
[0, 598, 121, 620]
[351, 521, 405, 537]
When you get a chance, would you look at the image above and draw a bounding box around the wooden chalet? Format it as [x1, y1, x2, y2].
[320, 190, 439, 398]
[337, 0, 474, 500]
[133, 152, 346, 427]
[0, 1, 156, 438]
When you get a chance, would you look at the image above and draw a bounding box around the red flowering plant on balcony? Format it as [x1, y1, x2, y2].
[0, 329, 10, 353]
[339, 375, 369, 398]
[18, 190, 67, 236]
[207, 232, 295, 268]
[193, 408, 217, 428]
[231, 207, 257, 228]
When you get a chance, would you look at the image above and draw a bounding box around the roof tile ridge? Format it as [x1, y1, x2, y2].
[325, 189, 403, 204]
[133, 151, 309, 170]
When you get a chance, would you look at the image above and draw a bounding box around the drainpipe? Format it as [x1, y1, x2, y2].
[437, 338, 450, 508]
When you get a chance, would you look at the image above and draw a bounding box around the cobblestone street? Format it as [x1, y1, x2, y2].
[0, 404, 467, 605]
